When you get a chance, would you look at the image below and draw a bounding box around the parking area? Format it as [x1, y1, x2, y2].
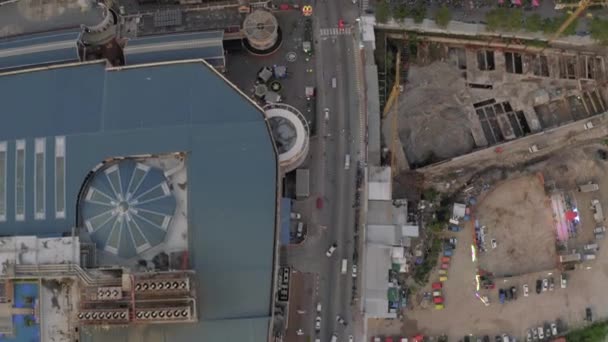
[476, 175, 557, 276]
[377, 142, 608, 340]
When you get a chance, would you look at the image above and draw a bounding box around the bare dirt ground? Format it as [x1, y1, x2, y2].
[368, 142, 608, 340]
[387, 62, 476, 167]
[476, 175, 557, 276]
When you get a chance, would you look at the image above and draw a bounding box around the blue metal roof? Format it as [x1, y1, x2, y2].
[124, 31, 225, 67]
[0, 60, 278, 340]
[0, 30, 81, 71]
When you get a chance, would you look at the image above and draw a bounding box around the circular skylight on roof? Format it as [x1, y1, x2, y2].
[81, 160, 176, 258]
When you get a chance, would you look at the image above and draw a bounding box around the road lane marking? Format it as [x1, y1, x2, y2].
[319, 27, 352, 37]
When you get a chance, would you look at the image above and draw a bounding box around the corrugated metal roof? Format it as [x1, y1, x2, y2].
[0, 30, 80, 71]
[0, 60, 277, 341]
[124, 31, 225, 67]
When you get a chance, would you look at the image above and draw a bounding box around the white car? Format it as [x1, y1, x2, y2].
[561, 274, 567, 288]
[551, 323, 558, 335]
[542, 278, 548, 292]
[523, 284, 529, 297]
[326, 243, 337, 257]
[315, 316, 321, 331]
[491, 239, 497, 249]
[352, 264, 357, 278]
[537, 326, 544, 340]
[349, 336, 354, 342]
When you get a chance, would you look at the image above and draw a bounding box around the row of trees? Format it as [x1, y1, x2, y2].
[376, 2, 452, 28]
[375, 1, 608, 45]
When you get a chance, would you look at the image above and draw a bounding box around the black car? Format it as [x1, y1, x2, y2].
[586, 307, 593, 322]
[510, 286, 517, 300]
[495, 336, 502, 342]
[505, 288, 513, 301]
[483, 336, 490, 342]
[536, 279, 542, 294]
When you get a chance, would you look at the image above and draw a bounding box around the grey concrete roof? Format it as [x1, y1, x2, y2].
[0, 60, 278, 340]
[0, 30, 81, 71]
[124, 31, 225, 67]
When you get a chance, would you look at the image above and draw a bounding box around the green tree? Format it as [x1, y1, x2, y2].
[485, 8, 523, 32]
[524, 13, 542, 32]
[393, 4, 409, 21]
[590, 18, 608, 44]
[376, 0, 390, 24]
[435, 6, 451, 28]
[411, 5, 427, 24]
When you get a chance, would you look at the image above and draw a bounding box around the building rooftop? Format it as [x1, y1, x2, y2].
[0, 59, 278, 340]
[123, 31, 226, 68]
[0, 29, 81, 71]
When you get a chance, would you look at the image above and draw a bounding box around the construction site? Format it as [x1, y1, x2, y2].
[378, 32, 607, 171]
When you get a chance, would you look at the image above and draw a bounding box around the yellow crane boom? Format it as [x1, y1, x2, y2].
[549, 0, 591, 43]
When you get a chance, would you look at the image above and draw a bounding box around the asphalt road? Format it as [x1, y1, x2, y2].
[285, 0, 363, 341]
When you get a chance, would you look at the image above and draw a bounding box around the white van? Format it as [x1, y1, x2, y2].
[332, 78, 337, 88]
[341, 259, 347, 274]
[344, 154, 350, 170]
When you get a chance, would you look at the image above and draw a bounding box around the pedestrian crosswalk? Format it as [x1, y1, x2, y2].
[319, 27, 352, 37]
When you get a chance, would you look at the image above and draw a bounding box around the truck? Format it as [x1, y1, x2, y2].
[559, 253, 581, 263]
[578, 183, 599, 193]
[591, 199, 604, 222]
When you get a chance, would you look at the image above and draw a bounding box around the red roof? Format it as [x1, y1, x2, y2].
[432, 282, 442, 289]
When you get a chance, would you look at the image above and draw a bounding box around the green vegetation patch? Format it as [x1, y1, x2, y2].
[566, 321, 608, 342]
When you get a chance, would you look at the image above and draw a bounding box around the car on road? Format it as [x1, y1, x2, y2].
[352, 264, 357, 278]
[290, 212, 301, 220]
[536, 279, 542, 294]
[315, 316, 321, 331]
[549, 277, 555, 291]
[338, 19, 345, 28]
[316, 302, 322, 313]
[326, 243, 337, 257]
[561, 273, 567, 288]
[331, 334, 338, 342]
[542, 278, 548, 292]
[551, 323, 558, 335]
[443, 249, 453, 257]
[336, 315, 347, 326]
[323, 108, 330, 121]
[523, 284, 529, 297]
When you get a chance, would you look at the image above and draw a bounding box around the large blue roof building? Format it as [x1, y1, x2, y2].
[0, 60, 279, 341]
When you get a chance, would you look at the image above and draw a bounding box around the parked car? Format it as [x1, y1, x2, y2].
[505, 288, 513, 301]
[290, 212, 301, 220]
[315, 316, 321, 331]
[336, 315, 347, 326]
[326, 243, 337, 257]
[352, 264, 357, 278]
[444, 249, 453, 257]
[536, 279, 542, 294]
[499, 289, 506, 304]
[491, 239, 497, 249]
[551, 323, 558, 336]
[584, 243, 599, 251]
[537, 327, 544, 340]
[532, 328, 538, 341]
[542, 278, 548, 292]
[545, 323, 552, 338]
[526, 330, 532, 342]
[510, 286, 517, 300]
[448, 225, 461, 232]
[561, 273, 567, 288]
[523, 284, 529, 297]
[595, 232, 605, 240]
